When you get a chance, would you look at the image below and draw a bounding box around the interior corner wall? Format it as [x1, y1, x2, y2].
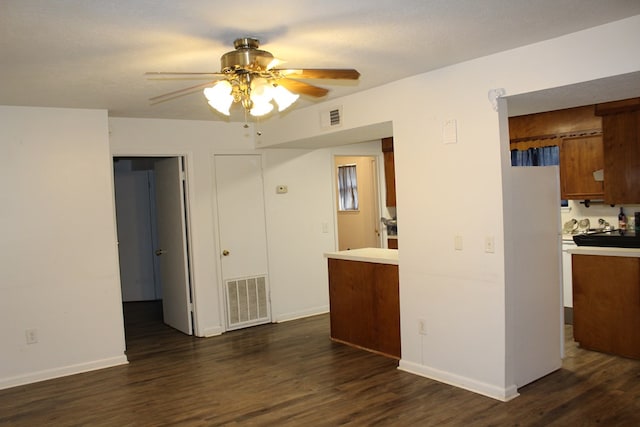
[0, 106, 127, 390]
[262, 148, 336, 321]
[262, 140, 384, 322]
[250, 15, 640, 400]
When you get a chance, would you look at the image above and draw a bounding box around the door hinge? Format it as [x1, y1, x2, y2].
[188, 302, 194, 312]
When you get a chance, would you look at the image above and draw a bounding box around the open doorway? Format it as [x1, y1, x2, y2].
[334, 155, 382, 250]
[113, 157, 195, 346]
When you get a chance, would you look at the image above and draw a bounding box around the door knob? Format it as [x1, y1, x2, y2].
[222, 250, 230, 256]
[155, 249, 167, 256]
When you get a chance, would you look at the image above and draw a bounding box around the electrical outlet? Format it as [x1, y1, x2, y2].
[25, 328, 38, 344]
[418, 319, 427, 335]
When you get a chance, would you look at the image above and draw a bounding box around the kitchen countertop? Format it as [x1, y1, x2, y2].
[324, 248, 399, 265]
[568, 246, 640, 257]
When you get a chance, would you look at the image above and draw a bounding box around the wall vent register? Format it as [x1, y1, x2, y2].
[225, 275, 270, 330]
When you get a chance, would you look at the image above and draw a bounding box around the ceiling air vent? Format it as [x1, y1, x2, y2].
[320, 106, 342, 129]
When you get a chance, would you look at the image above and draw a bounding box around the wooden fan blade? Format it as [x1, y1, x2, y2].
[149, 80, 219, 104]
[275, 68, 360, 80]
[145, 71, 226, 77]
[277, 79, 329, 97]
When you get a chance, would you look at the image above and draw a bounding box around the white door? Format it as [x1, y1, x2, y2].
[155, 157, 193, 335]
[214, 154, 271, 329]
[114, 170, 160, 301]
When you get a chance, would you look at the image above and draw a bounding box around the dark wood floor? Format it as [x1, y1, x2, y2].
[2, 301, 640, 426]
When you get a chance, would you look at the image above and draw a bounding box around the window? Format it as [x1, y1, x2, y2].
[337, 164, 359, 211]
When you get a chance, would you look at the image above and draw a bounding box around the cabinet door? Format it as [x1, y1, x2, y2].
[559, 135, 604, 200]
[572, 254, 640, 359]
[328, 258, 400, 358]
[387, 238, 398, 249]
[602, 110, 640, 204]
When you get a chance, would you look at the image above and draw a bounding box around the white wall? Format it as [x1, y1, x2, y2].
[0, 106, 127, 389]
[262, 149, 336, 321]
[109, 118, 254, 336]
[256, 15, 640, 400]
[263, 140, 387, 321]
[108, 119, 382, 330]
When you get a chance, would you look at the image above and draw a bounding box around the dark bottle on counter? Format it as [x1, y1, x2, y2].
[618, 207, 627, 230]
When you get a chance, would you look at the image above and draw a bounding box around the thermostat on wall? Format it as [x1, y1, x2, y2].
[276, 185, 288, 194]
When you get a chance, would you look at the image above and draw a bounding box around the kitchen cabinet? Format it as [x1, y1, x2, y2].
[326, 249, 400, 359]
[572, 253, 640, 359]
[387, 238, 398, 249]
[509, 105, 600, 143]
[559, 135, 604, 200]
[596, 98, 640, 204]
[382, 137, 396, 207]
[509, 105, 603, 201]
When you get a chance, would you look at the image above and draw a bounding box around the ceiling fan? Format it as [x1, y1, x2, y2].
[146, 37, 360, 117]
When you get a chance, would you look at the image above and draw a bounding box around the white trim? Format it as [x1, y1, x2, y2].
[201, 326, 224, 337]
[0, 356, 128, 391]
[398, 359, 520, 402]
[274, 306, 330, 323]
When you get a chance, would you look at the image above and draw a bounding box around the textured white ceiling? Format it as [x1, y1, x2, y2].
[1, 0, 639, 122]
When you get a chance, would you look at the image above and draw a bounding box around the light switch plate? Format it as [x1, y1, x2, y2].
[454, 235, 463, 251]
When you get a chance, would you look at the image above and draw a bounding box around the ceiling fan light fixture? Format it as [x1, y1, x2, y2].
[250, 77, 274, 104]
[250, 99, 274, 117]
[203, 80, 233, 116]
[272, 85, 299, 112]
[151, 38, 359, 119]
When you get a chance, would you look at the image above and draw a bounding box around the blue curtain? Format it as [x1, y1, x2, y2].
[511, 146, 559, 166]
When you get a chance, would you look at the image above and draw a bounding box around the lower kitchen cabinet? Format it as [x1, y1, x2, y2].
[327, 257, 400, 359]
[572, 254, 640, 359]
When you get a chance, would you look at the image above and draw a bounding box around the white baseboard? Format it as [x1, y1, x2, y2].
[0, 355, 129, 391]
[398, 359, 520, 402]
[200, 325, 224, 337]
[274, 305, 329, 323]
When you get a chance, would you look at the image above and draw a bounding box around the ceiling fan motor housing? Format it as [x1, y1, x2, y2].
[220, 38, 274, 73]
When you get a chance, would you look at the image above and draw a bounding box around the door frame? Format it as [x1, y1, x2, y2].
[331, 152, 386, 251]
[111, 153, 198, 337]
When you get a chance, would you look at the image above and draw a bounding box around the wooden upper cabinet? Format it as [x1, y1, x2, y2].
[596, 99, 640, 204]
[559, 135, 604, 200]
[382, 137, 396, 207]
[509, 105, 601, 143]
